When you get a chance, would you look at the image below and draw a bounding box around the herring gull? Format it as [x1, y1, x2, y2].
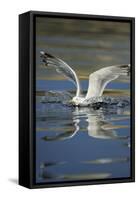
[40, 51, 130, 106]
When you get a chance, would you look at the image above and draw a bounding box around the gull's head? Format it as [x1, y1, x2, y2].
[71, 96, 84, 106]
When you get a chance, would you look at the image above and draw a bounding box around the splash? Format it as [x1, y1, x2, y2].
[41, 90, 130, 109]
[41, 91, 73, 103]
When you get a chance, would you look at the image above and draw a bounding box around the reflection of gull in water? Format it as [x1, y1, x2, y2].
[73, 107, 129, 140]
[40, 51, 130, 106]
[42, 107, 129, 141]
[42, 118, 80, 141]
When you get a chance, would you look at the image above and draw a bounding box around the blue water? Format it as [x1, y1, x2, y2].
[36, 80, 130, 91]
[36, 80, 130, 183]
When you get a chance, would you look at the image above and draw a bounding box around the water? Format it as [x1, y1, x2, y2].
[36, 81, 130, 183]
[35, 17, 131, 183]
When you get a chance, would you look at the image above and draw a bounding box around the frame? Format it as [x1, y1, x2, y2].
[19, 11, 135, 189]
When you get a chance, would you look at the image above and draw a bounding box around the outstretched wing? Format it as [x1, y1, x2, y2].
[40, 51, 81, 97]
[85, 64, 130, 99]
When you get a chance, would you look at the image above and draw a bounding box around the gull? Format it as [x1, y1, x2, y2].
[40, 51, 130, 106]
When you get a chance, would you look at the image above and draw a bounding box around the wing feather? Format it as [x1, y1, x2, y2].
[40, 51, 81, 97]
[85, 64, 130, 99]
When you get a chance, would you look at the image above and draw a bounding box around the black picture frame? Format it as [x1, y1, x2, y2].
[19, 11, 135, 189]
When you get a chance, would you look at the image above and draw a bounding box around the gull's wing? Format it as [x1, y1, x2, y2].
[40, 51, 81, 97]
[85, 64, 130, 99]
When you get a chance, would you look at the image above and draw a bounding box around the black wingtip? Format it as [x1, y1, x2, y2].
[40, 51, 54, 58]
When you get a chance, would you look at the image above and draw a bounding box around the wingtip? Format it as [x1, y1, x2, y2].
[40, 51, 45, 55]
[40, 50, 55, 58]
